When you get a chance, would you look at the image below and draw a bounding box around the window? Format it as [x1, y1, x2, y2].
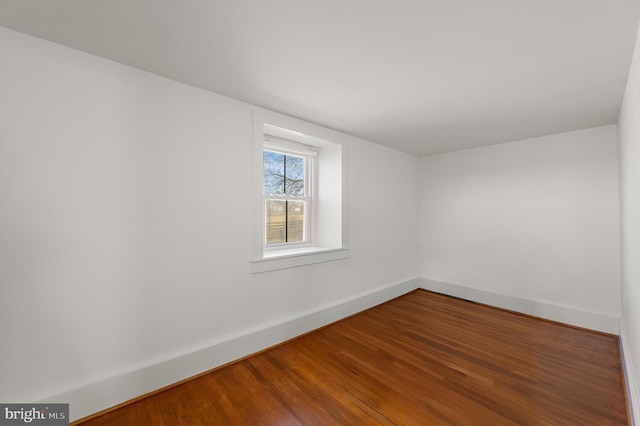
[251, 110, 348, 273]
[263, 139, 315, 246]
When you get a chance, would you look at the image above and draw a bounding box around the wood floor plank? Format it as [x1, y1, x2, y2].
[74, 290, 628, 425]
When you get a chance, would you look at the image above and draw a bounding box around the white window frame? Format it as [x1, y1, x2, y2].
[251, 110, 348, 273]
[262, 137, 316, 250]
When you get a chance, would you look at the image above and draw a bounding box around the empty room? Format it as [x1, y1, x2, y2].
[2, 0, 640, 424]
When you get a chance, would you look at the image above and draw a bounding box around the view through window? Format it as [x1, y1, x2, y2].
[263, 150, 307, 244]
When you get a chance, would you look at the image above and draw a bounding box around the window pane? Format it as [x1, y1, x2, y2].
[263, 151, 284, 195]
[265, 199, 286, 244]
[287, 200, 305, 242]
[285, 155, 304, 196]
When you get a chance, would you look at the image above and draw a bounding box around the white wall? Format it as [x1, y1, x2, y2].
[418, 126, 621, 329]
[0, 27, 419, 419]
[618, 22, 640, 424]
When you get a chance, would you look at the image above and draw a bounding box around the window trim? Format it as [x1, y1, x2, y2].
[251, 109, 348, 273]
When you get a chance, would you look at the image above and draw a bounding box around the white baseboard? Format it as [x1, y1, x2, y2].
[33, 277, 420, 422]
[620, 319, 639, 425]
[417, 278, 620, 334]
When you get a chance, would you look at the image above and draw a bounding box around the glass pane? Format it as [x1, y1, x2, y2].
[265, 200, 286, 244]
[263, 151, 284, 195]
[285, 155, 304, 196]
[287, 200, 305, 242]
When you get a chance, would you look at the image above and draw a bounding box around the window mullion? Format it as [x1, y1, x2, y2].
[285, 199, 289, 242]
[265, 194, 309, 201]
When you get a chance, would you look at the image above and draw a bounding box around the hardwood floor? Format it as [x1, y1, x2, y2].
[74, 290, 628, 425]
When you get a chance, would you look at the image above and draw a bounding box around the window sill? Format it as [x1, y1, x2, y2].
[251, 247, 348, 273]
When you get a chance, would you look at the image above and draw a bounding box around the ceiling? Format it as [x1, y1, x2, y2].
[1, 1, 639, 156]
